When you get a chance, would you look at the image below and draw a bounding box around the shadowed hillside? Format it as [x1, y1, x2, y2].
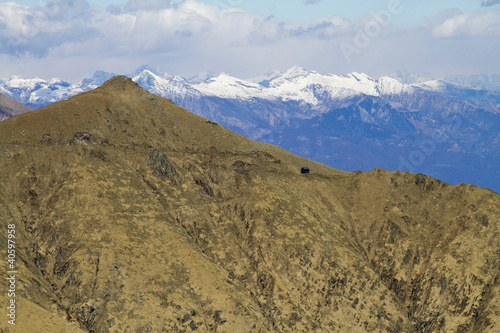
[0, 94, 31, 122]
[0, 76, 498, 332]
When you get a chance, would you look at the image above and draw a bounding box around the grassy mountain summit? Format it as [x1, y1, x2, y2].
[0, 76, 498, 332]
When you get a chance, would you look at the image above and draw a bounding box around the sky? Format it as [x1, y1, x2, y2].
[1, 0, 499, 81]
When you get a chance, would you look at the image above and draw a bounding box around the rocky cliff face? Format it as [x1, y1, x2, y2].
[0, 76, 498, 332]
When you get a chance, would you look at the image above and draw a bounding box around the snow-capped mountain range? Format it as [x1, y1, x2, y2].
[1, 65, 500, 193]
[3, 65, 497, 111]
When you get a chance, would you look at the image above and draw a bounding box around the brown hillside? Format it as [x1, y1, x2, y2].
[0, 76, 498, 332]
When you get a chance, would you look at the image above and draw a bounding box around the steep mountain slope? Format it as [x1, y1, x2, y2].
[2, 66, 499, 193]
[0, 77, 498, 332]
[0, 93, 31, 121]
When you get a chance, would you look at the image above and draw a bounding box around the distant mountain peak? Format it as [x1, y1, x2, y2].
[78, 70, 116, 87]
[132, 70, 164, 87]
[5, 75, 45, 88]
[247, 70, 282, 86]
[134, 69, 158, 78]
[348, 72, 373, 81]
[281, 65, 310, 79]
[413, 79, 452, 92]
[131, 65, 159, 77]
[377, 76, 411, 95]
[92, 70, 115, 80]
[187, 71, 217, 83]
[215, 72, 231, 79]
[389, 70, 434, 84]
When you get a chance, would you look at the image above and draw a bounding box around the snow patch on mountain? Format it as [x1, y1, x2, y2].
[414, 80, 448, 91]
[0, 85, 10, 96]
[133, 70, 199, 98]
[265, 68, 381, 105]
[193, 73, 272, 100]
[377, 76, 413, 95]
[192, 66, 390, 105]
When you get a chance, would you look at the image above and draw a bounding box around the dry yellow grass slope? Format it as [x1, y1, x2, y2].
[0, 76, 498, 332]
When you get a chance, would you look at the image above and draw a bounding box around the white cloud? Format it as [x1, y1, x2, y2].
[432, 9, 500, 38]
[0, 0, 97, 57]
[290, 16, 353, 40]
[0, 0, 356, 57]
[0, 0, 499, 81]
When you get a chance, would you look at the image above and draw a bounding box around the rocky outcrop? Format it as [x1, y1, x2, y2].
[146, 147, 182, 186]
